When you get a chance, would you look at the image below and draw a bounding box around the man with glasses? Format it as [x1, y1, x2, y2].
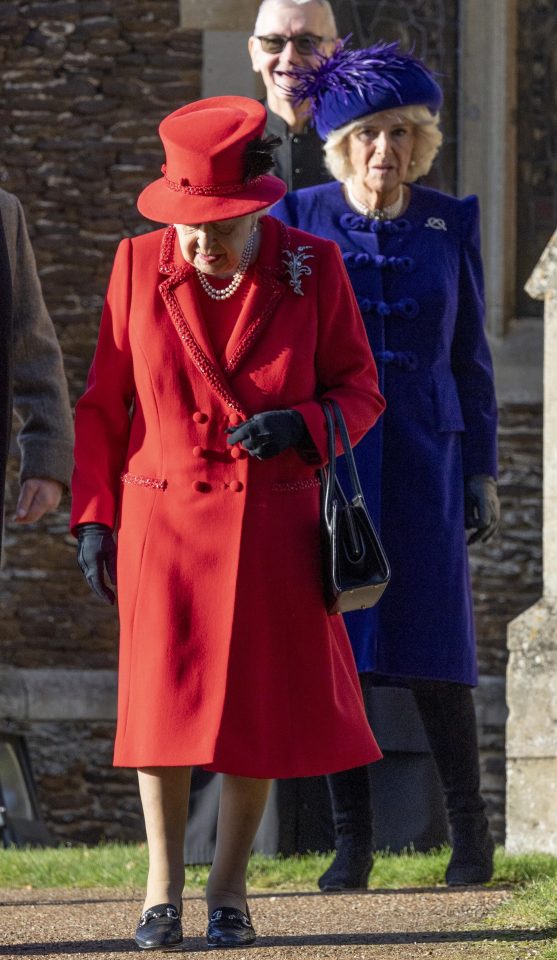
[248, 0, 338, 189]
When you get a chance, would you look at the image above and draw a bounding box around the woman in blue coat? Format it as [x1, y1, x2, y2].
[273, 42, 500, 889]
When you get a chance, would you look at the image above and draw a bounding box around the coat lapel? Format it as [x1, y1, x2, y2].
[222, 216, 288, 376]
[158, 225, 247, 414]
[157, 219, 291, 409]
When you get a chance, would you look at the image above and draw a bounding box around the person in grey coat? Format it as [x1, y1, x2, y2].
[0, 188, 73, 549]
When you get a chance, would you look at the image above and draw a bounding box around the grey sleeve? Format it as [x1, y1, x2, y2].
[7, 193, 74, 487]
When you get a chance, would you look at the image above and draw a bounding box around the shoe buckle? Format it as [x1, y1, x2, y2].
[139, 905, 178, 926]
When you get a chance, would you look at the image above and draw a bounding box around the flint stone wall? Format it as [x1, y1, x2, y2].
[1, 403, 542, 678]
[0, 0, 201, 843]
[0, 402, 540, 844]
[0, 0, 201, 405]
[0, 1, 543, 844]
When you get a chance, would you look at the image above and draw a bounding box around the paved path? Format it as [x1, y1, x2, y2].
[0, 885, 544, 959]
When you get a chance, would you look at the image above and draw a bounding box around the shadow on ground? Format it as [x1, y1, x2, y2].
[2, 927, 556, 956]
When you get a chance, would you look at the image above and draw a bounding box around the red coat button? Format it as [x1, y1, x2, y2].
[193, 411, 208, 424]
[192, 445, 204, 458]
[230, 446, 246, 460]
[192, 480, 211, 493]
[229, 480, 243, 493]
[228, 412, 242, 426]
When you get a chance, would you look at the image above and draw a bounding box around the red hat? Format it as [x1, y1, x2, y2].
[137, 96, 286, 223]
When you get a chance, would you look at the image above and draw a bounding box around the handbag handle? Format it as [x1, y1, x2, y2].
[322, 400, 366, 523]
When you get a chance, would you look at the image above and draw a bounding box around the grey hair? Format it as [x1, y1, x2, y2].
[254, 0, 337, 37]
[323, 106, 443, 183]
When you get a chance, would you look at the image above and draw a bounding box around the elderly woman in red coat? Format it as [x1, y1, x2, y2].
[71, 96, 384, 950]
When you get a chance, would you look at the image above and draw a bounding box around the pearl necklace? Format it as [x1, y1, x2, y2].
[346, 181, 404, 221]
[196, 230, 256, 301]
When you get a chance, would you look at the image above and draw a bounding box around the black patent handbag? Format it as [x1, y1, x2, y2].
[320, 400, 390, 614]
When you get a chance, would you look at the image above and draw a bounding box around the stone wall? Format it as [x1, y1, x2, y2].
[2, 404, 542, 677]
[0, 1, 544, 845]
[0, 0, 202, 671]
[0, 0, 200, 843]
[516, 0, 557, 315]
[471, 403, 543, 677]
[0, 0, 202, 404]
[1, 403, 541, 845]
[5, 717, 142, 843]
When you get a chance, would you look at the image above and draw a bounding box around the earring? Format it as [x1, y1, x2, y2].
[410, 160, 416, 167]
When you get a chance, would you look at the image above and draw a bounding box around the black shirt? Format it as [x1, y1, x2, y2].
[263, 101, 332, 192]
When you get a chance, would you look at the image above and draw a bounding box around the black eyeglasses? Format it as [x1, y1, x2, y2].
[256, 34, 325, 55]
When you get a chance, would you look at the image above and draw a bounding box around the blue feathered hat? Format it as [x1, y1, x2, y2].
[289, 40, 443, 141]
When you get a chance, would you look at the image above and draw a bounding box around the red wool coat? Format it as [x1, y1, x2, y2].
[71, 215, 385, 776]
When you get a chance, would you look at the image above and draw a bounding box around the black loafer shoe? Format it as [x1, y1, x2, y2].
[134, 902, 183, 950]
[207, 906, 256, 948]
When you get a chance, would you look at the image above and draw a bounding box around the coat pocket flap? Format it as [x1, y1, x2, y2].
[121, 472, 167, 490]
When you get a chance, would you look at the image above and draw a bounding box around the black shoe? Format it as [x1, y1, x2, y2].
[318, 844, 373, 891]
[445, 814, 495, 885]
[206, 906, 256, 948]
[134, 902, 183, 950]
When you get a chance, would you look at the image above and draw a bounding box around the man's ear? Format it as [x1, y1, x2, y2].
[248, 35, 261, 73]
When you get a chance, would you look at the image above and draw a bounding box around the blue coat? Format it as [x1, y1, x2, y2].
[274, 182, 498, 684]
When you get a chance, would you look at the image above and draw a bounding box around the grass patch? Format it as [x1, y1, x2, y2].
[1, 842, 556, 893]
[490, 875, 557, 926]
[467, 874, 557, 960]
[2, 844, 557, 957]
[0, 842, 149, 890]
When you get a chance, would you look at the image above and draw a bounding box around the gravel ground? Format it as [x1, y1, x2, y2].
[0, 885, 528, 960]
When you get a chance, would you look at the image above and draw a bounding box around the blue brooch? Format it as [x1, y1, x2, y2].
[283, 245, 314, 296]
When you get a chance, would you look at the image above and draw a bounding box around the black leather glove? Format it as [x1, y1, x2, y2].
[76, 522, 117, 604]
[226, 409, 306, 460]
[464, 475, 500, 544]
